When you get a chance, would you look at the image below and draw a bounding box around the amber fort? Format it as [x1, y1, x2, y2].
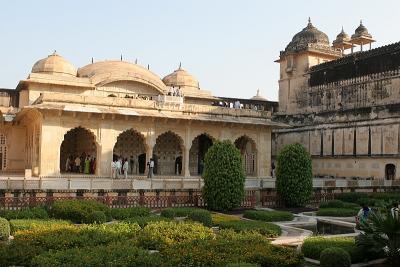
[0, 19, 399, 199]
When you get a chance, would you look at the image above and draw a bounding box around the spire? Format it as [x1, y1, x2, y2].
[120, 54, 123, 61]
[135, 58, 138, 64]
[178, 62, 182, 69]
[341, 26, 344, 33]
[91, 57, 93, 64]
[256, 89, 260, 96]
[308, 17, 311, 23]
[147, 64, 149, 70]
[360, 19, 363, 25]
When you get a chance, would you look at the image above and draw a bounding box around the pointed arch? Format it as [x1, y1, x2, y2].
[234, 135, 257, 176]
[60, 126, 98, 174]
[153, 131, 184, 175]
[189, 133, 215, 175]
[113, 128, 147, 174]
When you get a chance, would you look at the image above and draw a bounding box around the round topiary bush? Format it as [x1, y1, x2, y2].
[276, 143, 312, 207]
[86, 211, 107, 224]
[0, 217, 10, 241]
[203, 140, 245, 211]
[320, 247, 351, 267]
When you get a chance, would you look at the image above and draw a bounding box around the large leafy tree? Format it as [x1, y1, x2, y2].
[202, 140, 245, 211]
[276, 143, 312, 207]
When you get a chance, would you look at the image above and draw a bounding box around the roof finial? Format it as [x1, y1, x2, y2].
[147, 64, 150, 70]
[341, 26, 344, 32]
[91, 57, 94, 64]
[52, 50, 57, 55]
[135, 58, 138, 64]
[256, 89, 260, 96]
[179, 62, 182, 69]
[360, 19, 363, 25]
[308, 17, 311, 23]
[120, 54, 123, 61]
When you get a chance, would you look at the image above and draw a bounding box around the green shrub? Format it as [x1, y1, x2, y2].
[320, 247, 351, 267]
[9, 219, 71, 234]
[203, 140, 245, 211]
[355, 197, 376, 207]
[51, 199, 111, 223]
[161, 237, 303, 267]
[86, 211, 107, 224]
[1, 206, 48, 220]
[316, 208, 358, 217]
[160, 207, 198, 218]
[0, 222, 141, 267]
[216, 220, 281, 237]
[138, 221, 215, 250]
[0, 217, 10, 241]
[226, 263, 260, 267]
[111, 207, 151, 220]
[211, 213, 241, 225]
[276, 143, 312, 207]
[31, 242, 163, 267]
[335, 192, 368, 203]
[187, 209, 212, 227]
[302, 236, 364, 263]
[124, 215, 171, 228]
[243, 210, 294, 222]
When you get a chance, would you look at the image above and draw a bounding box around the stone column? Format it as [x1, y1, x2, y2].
[99, 127, 116, 177]
[39, 120, 63, 176]
[183, 147, 190, 177]
[145, 127, 155, 176]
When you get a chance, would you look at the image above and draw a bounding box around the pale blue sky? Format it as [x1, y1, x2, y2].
[0, 0, 398, 100]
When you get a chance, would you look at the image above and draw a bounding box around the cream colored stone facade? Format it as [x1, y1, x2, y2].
[0, 52, 280, 193]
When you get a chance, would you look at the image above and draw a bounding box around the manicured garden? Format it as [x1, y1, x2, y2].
[0, 199, 305, 267]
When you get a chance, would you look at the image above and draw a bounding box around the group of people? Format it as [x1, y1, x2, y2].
[111, 157, 135, 179]
[355, 201, 400, 228]
[65, 153, 96, 174]
[167, 87, 183, 97]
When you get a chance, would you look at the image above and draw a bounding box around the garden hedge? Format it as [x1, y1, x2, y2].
[320, 247, 351, 267]
[111, 207, 151, 220]
[161, 238, 303, 267]
[31, 242, 163, 267]
[9, 219, 71, 234]
[302, 236, 364, 263]
[0, 206, 48, 220]
[243, 210, 294, 222]
[276, 143, 312, 207]
[50, 199, 111, 223]
[319, 200, 359, 209]
[0, 217, 10, 241]
[124, 215, 171, 228]
[216, 220, 281, 237]
[203, 140, 245, 211]
[316, 208, 359, 217]
[138, 221, 215, 250]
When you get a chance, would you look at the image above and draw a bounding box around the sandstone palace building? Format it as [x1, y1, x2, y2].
[1, 18, 400, 197]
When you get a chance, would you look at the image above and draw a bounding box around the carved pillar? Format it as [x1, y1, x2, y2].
[183, 147, 190, 177]
[145, 127, 155, 175]
[99, 127, 116, 177]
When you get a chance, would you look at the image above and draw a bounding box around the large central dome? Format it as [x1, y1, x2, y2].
[285, 18, 330, 53]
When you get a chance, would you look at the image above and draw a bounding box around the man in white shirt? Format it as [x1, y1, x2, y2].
[147, 158, 154, 178]
[74, 156, 81, 173]
[123, 159, 129, 179]
[116, 158, 122, 178]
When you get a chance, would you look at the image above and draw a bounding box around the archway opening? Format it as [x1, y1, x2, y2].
[113, 129, 147, 175]
[234, 136, 257, 176]
[60, 127, 97, 174]
[385, 164, 396, 180]
[189, 134, 213, 175]
[153, 131, 183, 175]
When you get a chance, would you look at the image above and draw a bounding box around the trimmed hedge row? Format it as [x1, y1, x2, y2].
[31, 242, 162, 267]
[0, 222, 141, 267]
[319, 200, 359, 209]
[162, 237, 303, 267]
[50, 199, 112, 223]
[302, 236, 364, 263]
[316, 208, 358, 217]
[243, 210, 294, 222]
[161, 207, 212, 226]
[125, 215, 172, 228]
[211, 213, 241, 225]
[138, 221, 215, 250]
[0, 217, 10, 241]
[111, 207, 151, 220]
[216, 220, 281, 237]
[336, 192, 400, 204]
[0, 206, 49, 220]
[9, 219, 71, 234]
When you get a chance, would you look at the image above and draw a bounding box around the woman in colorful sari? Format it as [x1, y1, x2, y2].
[84, 156, 90, 174]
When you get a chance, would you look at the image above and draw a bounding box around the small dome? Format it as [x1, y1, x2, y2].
[285, 18, 330, 53]
[31, 51, 77, 77]
[250, 89, 267, 101]
[333, 27, 351, 44]
[162, 65, 199, 90]
[352, 20, 372, 39]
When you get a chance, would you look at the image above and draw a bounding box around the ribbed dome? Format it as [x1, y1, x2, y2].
[250, 90, 267, 101]
[352, 20, 372, 39]
[334, 27, 351, 43]
[162, 66, 199, 90]
[285, 18, 330, 53]
[77, 60, 166, 91]
[31, 51, 77, 77]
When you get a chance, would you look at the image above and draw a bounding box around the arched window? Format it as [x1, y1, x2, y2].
[234, 136, 257, 176]
[153, 131, 183, 175]
[385, 164, 396, 180]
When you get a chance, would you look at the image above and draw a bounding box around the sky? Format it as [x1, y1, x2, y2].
[0, 0, 398, 101]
